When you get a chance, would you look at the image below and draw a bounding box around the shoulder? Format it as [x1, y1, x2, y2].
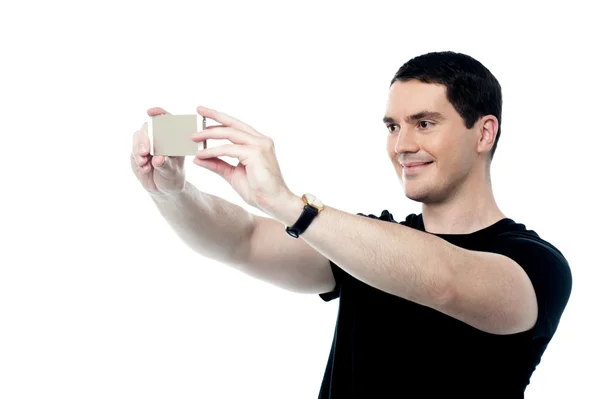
[356, 209, 399, 223]
[494, 224, 571, 277]
[492, 223, 573, 338]
[356, 210, 422, 228]
[493, 221, 572, 286]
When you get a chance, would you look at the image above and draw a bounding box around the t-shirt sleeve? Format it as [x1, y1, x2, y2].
[493, 232, 572, 340]
[318, 260, 344, 302]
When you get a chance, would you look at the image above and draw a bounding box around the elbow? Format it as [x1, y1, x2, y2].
[422, 245, 462, 309]
[436, 282, 456, 311]
[426, 265, 456, 310]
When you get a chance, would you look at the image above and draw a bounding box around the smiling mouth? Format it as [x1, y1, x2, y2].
[404, 161, 433, 168]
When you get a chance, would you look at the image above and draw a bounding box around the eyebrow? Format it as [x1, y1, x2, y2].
[383, 111, 445, 124]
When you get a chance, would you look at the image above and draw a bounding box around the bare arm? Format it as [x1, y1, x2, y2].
[149, 181, 254, 264]
[270, 196, 538, 335]
[229, 214, 335, 294]
[150, 181, 335, 293]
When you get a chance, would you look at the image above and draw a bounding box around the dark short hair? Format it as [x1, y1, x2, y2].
[391, 51, 503, 160]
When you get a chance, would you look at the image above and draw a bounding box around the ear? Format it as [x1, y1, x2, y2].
[477, 115, 498, 155]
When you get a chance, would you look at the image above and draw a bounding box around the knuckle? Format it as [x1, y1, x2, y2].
[262, 137, 274, 149]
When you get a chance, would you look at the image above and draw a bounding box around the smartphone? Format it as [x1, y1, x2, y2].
[149, 114, 207, 156]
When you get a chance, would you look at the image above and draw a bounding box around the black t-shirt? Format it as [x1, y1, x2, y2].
[317, 210, 572, 399]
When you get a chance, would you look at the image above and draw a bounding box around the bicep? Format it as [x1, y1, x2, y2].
[228, 214, 336, 294]
[488, 237, 572, 338]
[441, 248, 539, 335]
[440, 237, 571, 336]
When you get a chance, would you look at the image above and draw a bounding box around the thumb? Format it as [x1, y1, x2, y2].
[194, 157, 235, 182]
[152, 155, 182, 176]
[152, 155, 169, 169]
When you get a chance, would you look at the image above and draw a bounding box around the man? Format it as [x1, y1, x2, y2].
[130, 51, 572, 398]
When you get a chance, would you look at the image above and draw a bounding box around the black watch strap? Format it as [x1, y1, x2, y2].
[285, 204, 319, 238]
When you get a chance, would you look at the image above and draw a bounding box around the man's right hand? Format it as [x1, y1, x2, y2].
[130, 107, 186, 196]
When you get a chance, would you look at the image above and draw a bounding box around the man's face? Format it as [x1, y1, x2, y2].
[384, 80, 480, 204]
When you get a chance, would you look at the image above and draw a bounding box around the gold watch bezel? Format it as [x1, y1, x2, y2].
[302, 193, 324, 212]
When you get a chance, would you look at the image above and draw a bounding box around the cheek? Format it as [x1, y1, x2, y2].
[386, 138, 396, 159]
[429, 128, 470, 165]
[439, 150, 474, 181]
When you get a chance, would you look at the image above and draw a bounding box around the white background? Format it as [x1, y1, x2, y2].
[1, 1, 598, 398]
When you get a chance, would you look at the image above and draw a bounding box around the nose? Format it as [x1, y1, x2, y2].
[394, 127, 419, 155]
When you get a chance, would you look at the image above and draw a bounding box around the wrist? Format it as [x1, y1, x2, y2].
[271, 192, 305, 226]
[148, 185, 187, 203]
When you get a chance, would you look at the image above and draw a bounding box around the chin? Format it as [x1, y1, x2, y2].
[404, 188, 430, 203]
[396, 164, 446, 204]
[402, 181, 438, 204]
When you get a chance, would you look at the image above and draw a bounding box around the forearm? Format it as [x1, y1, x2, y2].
[275, 195, 458, 308]
[149, 181, 255, 263]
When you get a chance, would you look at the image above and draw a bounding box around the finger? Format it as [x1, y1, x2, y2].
[152, 152, 185, 168]
[147, 107, 171, 117]
[140, 162, 152, 173]
[134, 152, 149, 167]
[133, 122, 151, 158]
[131, 153, 152, 173]
[195, 144, 250, 162]
[131, 133, 149, 167]
[132, 107, 171, 165]
[138, 107, 171, 156]
[193, 157, 235, 182]
[196, 105, 263, 137]
[152, 155, 178, 169]
[192, 126, 262, 146]
[130, 143, 143, 166]
[152, 155, 167, 168]
[152, 154, 184, 176]
[151, 155, 179, 179]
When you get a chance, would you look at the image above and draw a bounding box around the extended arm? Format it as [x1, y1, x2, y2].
[273, 194, 538, 335]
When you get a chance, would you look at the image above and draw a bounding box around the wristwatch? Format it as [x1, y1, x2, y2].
[285, 193, 324, 238]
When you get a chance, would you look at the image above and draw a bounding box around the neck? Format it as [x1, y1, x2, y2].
[421, 165, 506, 234]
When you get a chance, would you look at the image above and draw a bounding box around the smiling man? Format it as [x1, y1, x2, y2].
[309, 52, 573, 398]
[131, 51, 572, 398]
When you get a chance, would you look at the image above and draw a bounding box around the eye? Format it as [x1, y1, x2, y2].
[418, 121, 433, 129]
[386, 124, 400, 134]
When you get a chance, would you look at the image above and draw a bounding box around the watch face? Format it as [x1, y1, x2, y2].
[304, 193, 323, 209]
